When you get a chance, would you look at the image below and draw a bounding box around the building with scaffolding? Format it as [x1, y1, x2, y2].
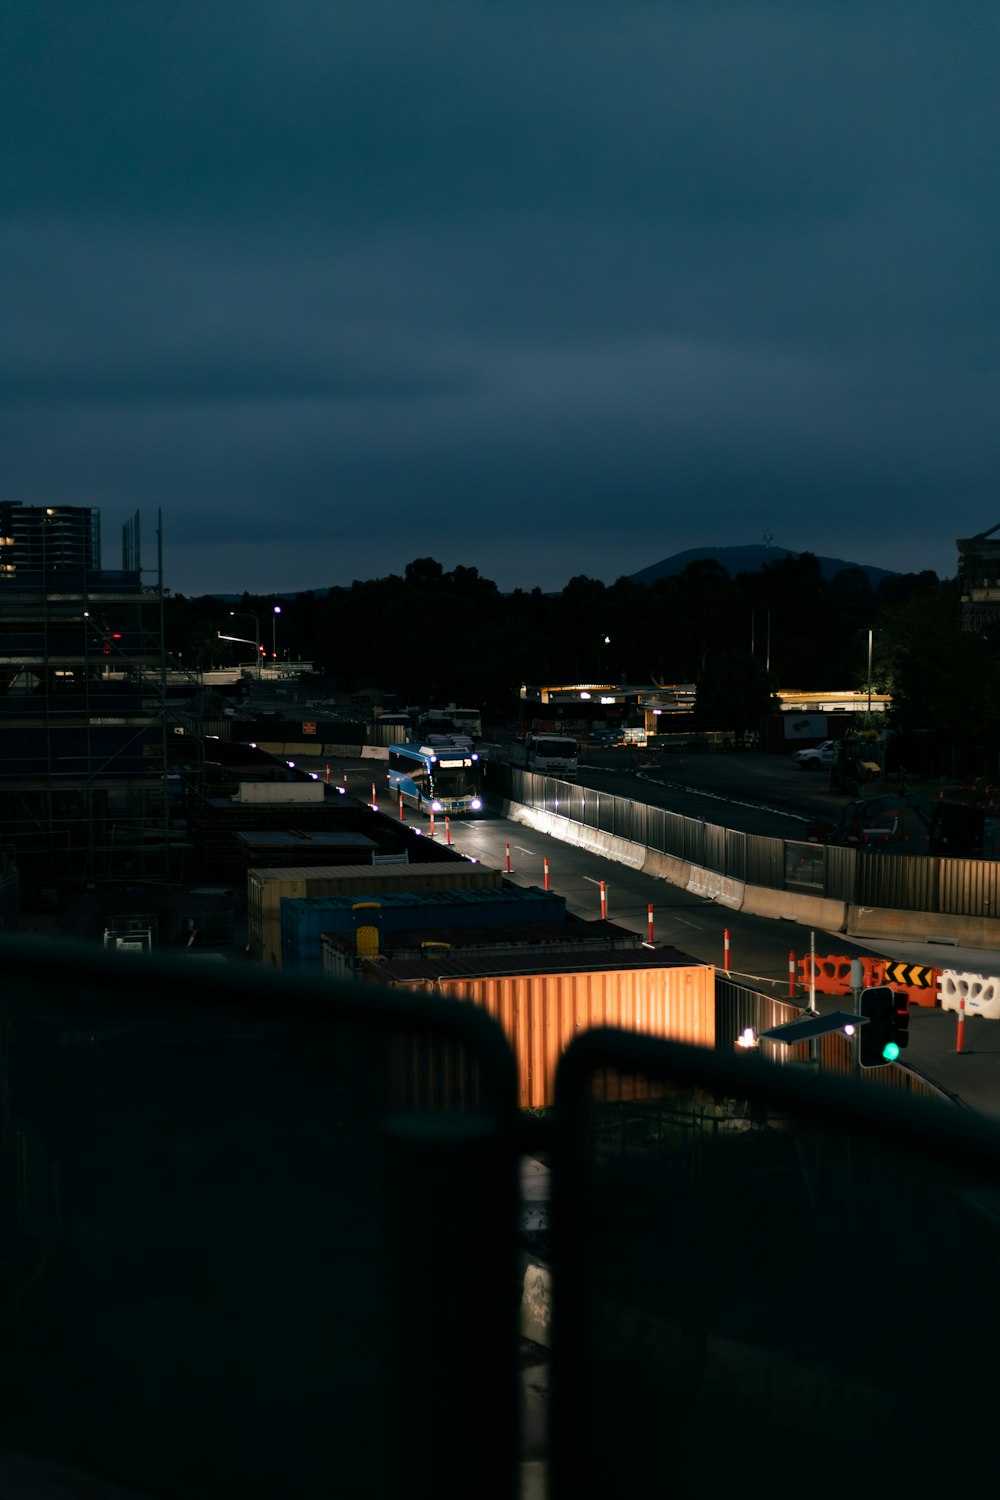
[957, 521, 1000, 632]
[0, 505, 177, 901]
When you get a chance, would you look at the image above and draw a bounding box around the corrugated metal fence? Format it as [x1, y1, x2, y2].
[716, 976, 958, 1105]
[488, 762, 1000, 920]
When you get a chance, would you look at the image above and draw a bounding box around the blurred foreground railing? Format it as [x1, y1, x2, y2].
[3, 937, 1000, 1497]
[0, 934, 518, 1500]
[549, 1029, 1000, 1500]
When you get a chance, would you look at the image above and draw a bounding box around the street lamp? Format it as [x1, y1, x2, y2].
[229, 611, 261, 679]
[272, 605, 281, 667]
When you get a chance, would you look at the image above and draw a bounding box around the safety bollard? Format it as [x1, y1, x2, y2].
[325, 762, 331, 785]
[445, 816, 451, 845]
[647, 903, 654, 943]
[788, 950, 796, 999]
[371, 781, 377, 810]
[505, 840, 511, 875]
[544, 856, 550, 892]
[398, 792, 404, 820]
[429, 810, 436, 839]
[724, 927, 730, 973]
[957, 996, 966, 1054]
[600, 880, 607, 921]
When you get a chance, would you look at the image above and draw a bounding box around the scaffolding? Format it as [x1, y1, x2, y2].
[0, 507, 184, 895]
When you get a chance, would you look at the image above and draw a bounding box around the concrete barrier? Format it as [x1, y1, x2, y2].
[686, 868, 745, 909]
[743, 885, 847, 931]
[641, 848, 693, 887]
[847, 906, 1000, 949]
[506, 805, 646, 869]
[519, 1260, 552, 1348]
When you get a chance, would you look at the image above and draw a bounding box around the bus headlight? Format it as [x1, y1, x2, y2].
[431, 800, 443, 812]
[471, 798, 482, 810]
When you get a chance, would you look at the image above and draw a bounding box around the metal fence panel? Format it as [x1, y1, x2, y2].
[723, 828, 747, 883]
[856, 851, 939, 912]
[715, 978, 801, 1055]
[785, 840, 825, 892]
[823, 844, 857, 903]
[581, 785, 600, 829]
[744, 833, 785, 890]
[703, 822, 725, 875]
[938, 856, 1000, 918]
[680, 815, 707, 866]
[645, 805, 666, 853]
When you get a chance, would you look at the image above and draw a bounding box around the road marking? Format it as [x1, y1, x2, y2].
[675, 917, 703, 929]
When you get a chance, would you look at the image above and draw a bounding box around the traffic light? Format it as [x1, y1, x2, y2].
[889, 992, 910, 1054]
[859, 985, 895, 1067]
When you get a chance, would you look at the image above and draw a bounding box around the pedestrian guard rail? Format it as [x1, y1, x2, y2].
[940, 969, 1000, 1021]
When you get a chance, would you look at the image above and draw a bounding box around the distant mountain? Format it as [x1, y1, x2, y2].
[629, 545, 898, 588]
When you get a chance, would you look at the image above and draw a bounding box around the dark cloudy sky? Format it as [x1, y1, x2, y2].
[3, 3, 998, 595]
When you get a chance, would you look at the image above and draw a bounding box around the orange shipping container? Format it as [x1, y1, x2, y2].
[363, 953, 714, 1109]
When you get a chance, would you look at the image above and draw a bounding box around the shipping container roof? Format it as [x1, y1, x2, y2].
[250, 862, 491, 883]
[320, 919, 639, 952]
[235, 830, 377, 850]
[361, 945, 705, 982]
[282, 884, 557, 910]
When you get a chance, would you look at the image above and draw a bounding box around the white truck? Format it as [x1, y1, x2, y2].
[509, 733, 579, 780]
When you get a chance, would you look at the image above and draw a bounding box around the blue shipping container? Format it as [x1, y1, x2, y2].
[281, 885, 565, 972]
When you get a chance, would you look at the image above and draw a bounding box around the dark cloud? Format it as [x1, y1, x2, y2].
[2, 2, 998, 594]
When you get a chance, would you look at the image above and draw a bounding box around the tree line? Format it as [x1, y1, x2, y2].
[163, 553, 999, 742]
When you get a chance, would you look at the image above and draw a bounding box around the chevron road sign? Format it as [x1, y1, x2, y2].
[883, 962, 936, 988]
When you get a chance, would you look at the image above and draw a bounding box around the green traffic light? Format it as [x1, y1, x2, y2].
[882, 1041, 901, 1062]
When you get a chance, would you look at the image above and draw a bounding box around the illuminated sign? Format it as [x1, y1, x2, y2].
[438, 758, 471, 768]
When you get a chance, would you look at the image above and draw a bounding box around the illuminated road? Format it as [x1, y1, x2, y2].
[289, 750, 1000, 1114]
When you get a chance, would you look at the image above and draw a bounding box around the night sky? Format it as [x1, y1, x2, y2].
[3, 4, 997, 596]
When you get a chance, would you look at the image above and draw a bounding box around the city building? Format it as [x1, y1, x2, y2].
[0, 502, 100, 576]
[0, 506, 178, 899]
[957, 520, 1000, 631]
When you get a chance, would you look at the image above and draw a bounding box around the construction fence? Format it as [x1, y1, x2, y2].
[487, 763, 1000, 921]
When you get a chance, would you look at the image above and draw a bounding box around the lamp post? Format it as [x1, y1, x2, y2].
[272, 605, 281, 668]
[230, 611, 261, 679]
[867, 627, 873, 715]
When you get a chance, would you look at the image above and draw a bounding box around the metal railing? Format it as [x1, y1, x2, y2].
[0, 935, 518, 1500]
[2, 936, 1000, 1494]
[549, 1028, 1000, 1500]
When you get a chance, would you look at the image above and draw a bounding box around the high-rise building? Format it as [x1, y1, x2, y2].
[0, 502, 101, 576]
[957, 522, 1000, 631]
[0, 506, 177, 898]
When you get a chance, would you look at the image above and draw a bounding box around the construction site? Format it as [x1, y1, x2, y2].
[0, 504, 182, 911]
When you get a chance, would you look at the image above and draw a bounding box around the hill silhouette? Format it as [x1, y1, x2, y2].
[629, 544, 898, 587]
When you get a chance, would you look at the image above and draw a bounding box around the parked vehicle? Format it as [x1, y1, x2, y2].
[509, 733, 578, 780]
[792, 740, 835, 769]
